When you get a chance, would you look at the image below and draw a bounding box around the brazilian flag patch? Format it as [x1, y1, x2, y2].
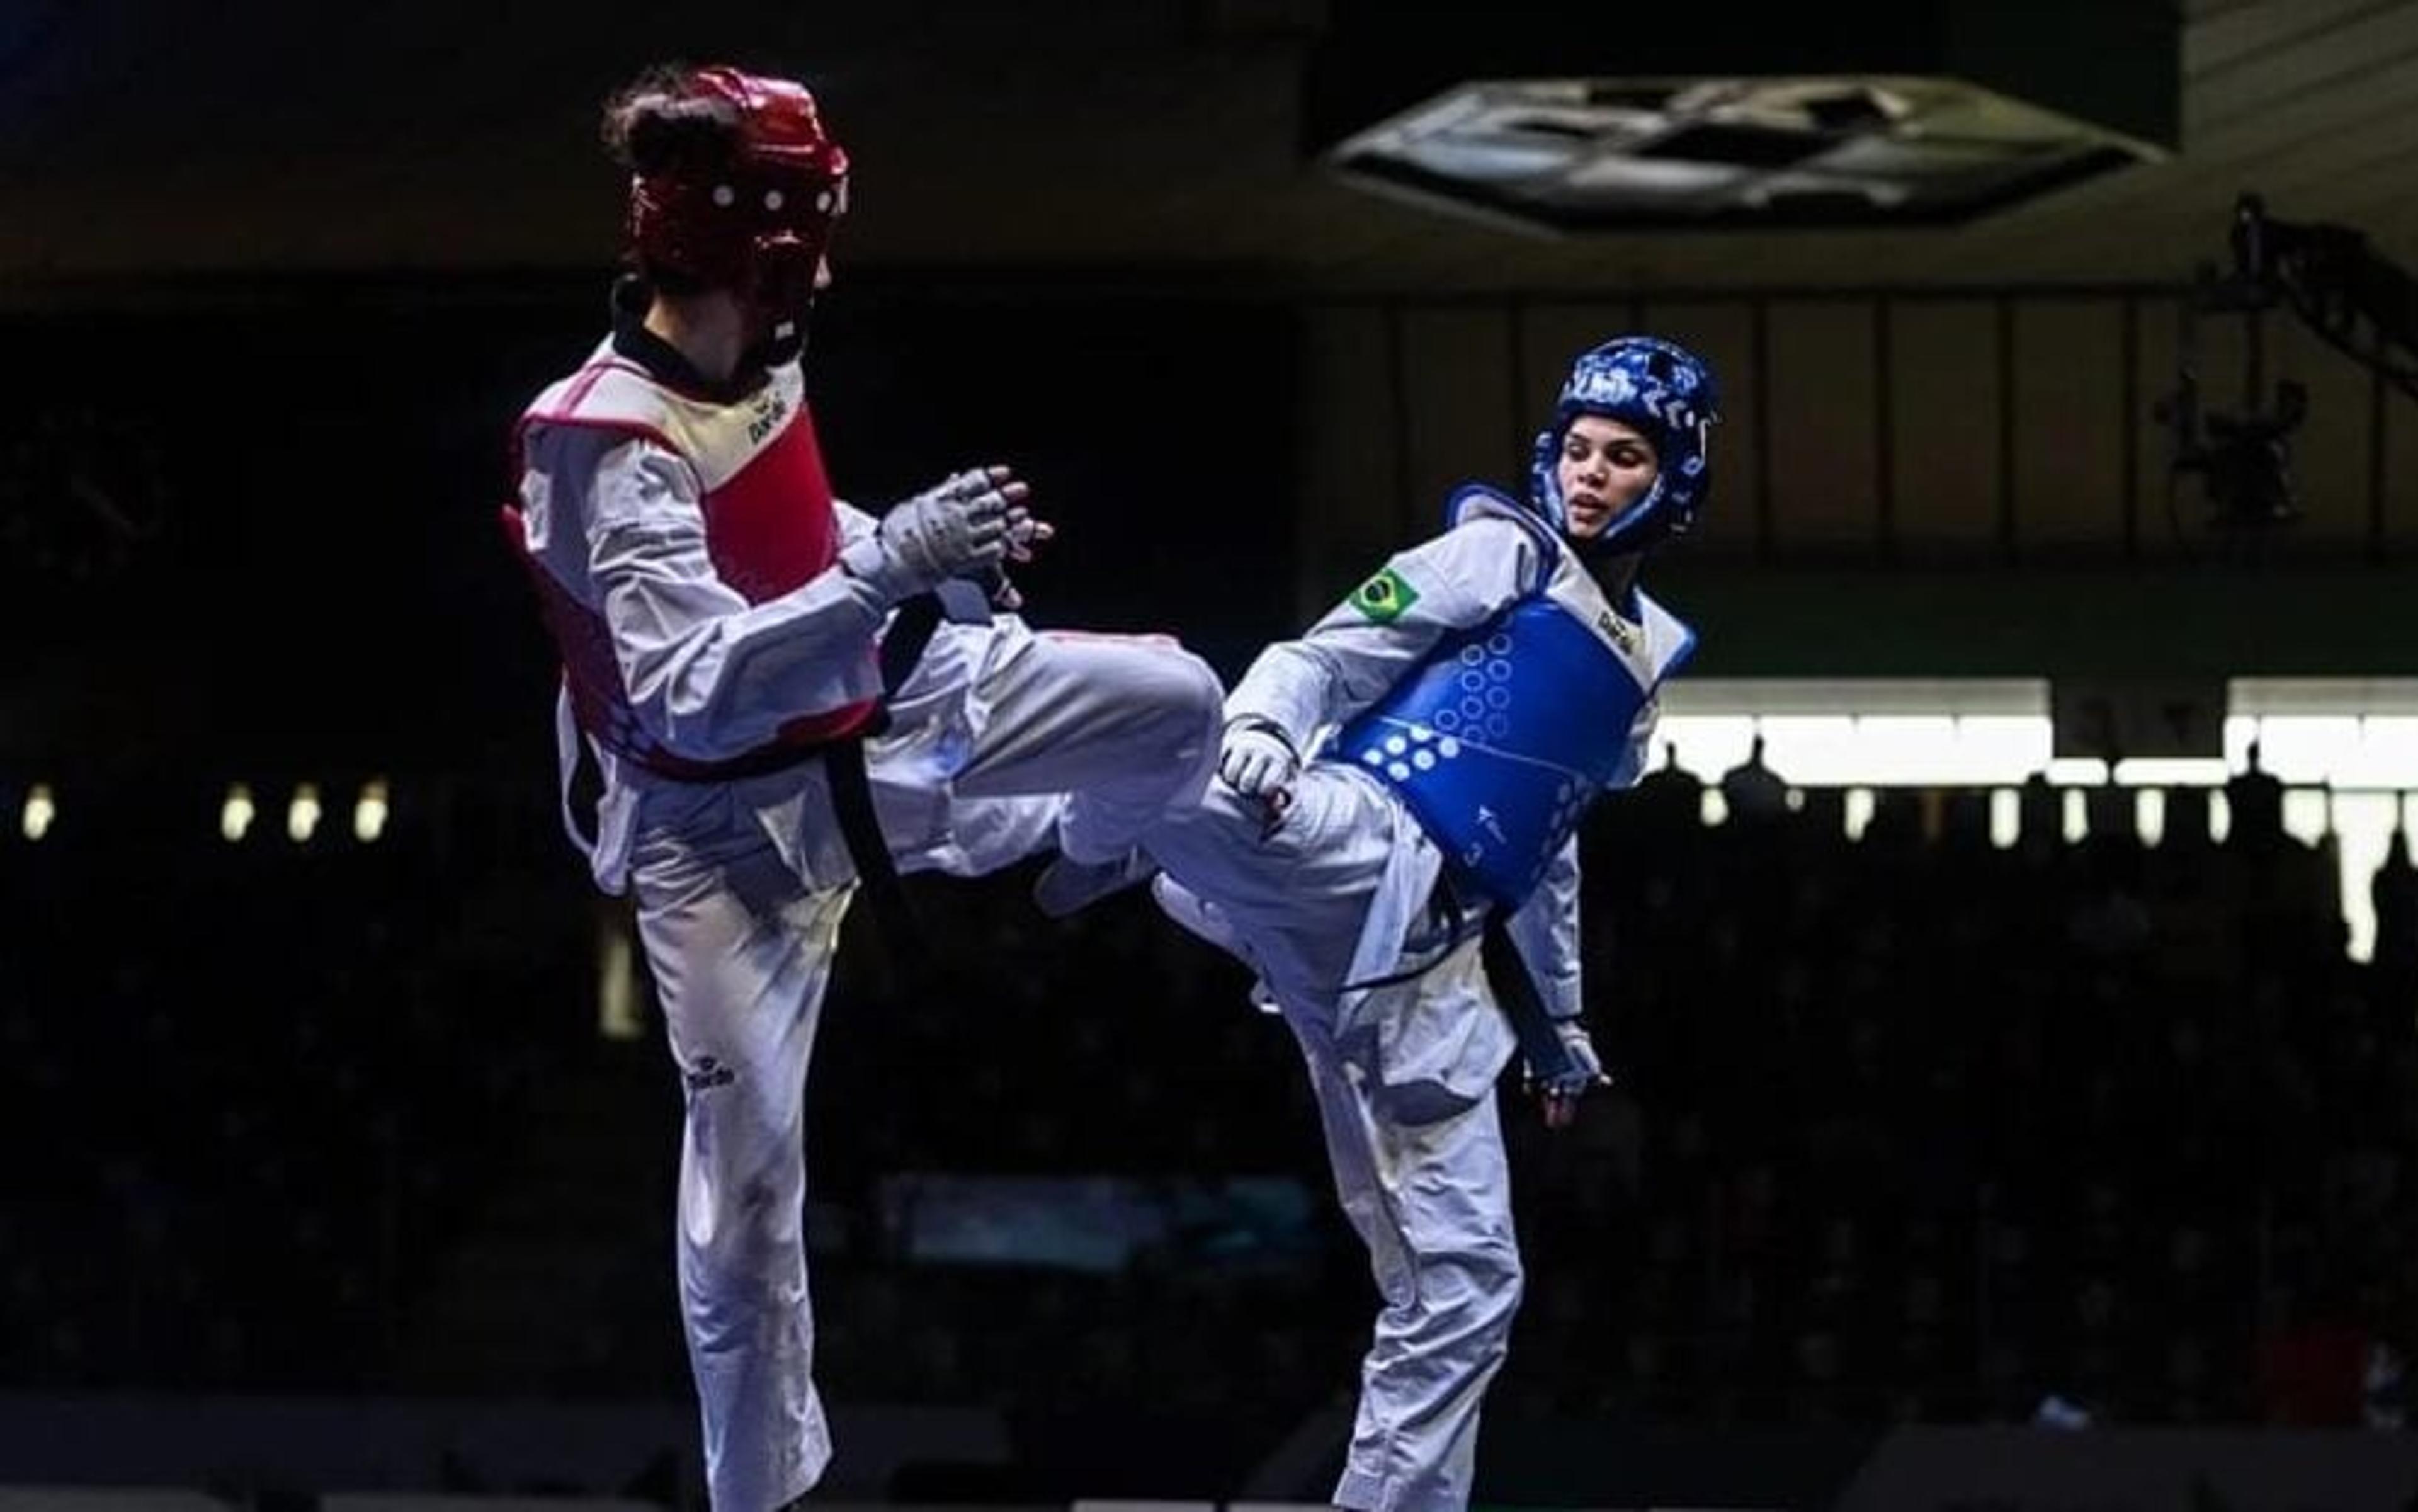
[1349, 566, 1419, 624]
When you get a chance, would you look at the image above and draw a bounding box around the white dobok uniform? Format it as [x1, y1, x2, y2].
[510, 333, 1222, 1512]
[1140, 490, 1693, 1512]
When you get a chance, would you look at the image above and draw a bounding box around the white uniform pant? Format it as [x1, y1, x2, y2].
[1144, 767, 1524, 1512]
[628, 625, 1221, 1512]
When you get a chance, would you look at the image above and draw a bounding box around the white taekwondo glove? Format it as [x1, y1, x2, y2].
[1529, 1018, 1613, 1128]
[839, 467, 1016, 606]
[1218, 717, 1300, 801]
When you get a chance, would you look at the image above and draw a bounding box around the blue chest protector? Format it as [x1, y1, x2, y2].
[1331, 488, 1695, 911]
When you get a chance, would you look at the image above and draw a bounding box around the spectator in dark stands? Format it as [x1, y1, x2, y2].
[1719, 734, 1790, 827]
[2228, 739, 2286, 853]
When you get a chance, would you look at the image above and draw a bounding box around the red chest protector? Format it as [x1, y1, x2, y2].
[503, 345, 879, 778]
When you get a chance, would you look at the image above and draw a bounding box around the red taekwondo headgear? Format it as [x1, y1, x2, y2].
[625, 65, 851, 354]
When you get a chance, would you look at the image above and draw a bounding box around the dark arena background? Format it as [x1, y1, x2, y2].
[6, 2, 2418, 1508]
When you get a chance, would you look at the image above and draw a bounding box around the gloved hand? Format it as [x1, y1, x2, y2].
[975, 496, 1058, 612]
[1528, 1018, 1612, 1129]
[1218, 717, 1299, 801]
[1002, 497, 1053, 563]
[840, 465, 1025, 605]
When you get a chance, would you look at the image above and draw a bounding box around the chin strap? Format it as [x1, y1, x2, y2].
[1572, 520, 1673, 566]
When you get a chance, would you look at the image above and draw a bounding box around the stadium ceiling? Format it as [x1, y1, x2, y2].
[0, 0, 2412, 294]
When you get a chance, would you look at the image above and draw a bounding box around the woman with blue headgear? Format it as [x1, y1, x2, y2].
[1060, 335, 1718, 1512]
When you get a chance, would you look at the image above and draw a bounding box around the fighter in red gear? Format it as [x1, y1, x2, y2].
[504, 63, 1223, 1512]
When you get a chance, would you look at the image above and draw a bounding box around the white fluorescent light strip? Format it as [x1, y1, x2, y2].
[1652, 681, 2418, 963]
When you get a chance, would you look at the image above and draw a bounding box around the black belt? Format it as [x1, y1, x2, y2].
[601, 591, 946, 784]
[830, 591, 947, 975]
[604, 593, 946, 964]
[1332, 866, 1582, 1086]
[1477, 909, 1581, 1087]
[877, 591, 945, 696]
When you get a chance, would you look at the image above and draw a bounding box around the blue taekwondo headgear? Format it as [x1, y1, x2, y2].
[1528, 335, 1720, 554]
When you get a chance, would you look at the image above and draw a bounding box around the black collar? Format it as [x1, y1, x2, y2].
[606, 275, 769, 405]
